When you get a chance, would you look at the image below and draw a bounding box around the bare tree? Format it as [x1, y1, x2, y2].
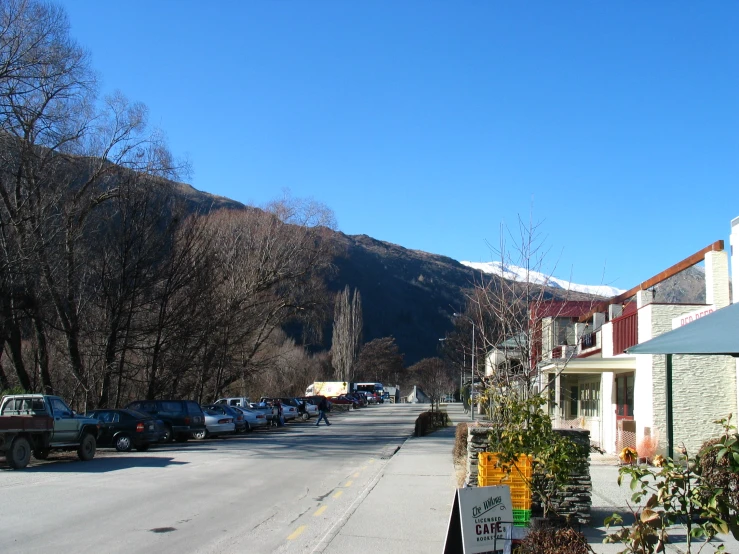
[409, 357, 454, 411]
[354, 336, 405, 385]
[331, 285, 362, 382]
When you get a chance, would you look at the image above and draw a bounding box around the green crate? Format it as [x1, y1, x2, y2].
[512, 508, 531, 527]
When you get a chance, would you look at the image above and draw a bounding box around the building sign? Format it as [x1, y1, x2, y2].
[443, 486, 513, 554]
[672, 306, 715, 329]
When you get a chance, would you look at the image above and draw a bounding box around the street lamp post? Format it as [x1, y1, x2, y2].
[454, 313, 475, 421]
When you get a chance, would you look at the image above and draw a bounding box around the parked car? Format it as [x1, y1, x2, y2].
[329, 395, 358, 408]
[294, 398, 318, 421]
[302, 395, 331, 412]
[202, 405, 247, 433]
[231, 406, 269, 430]
[126, 400, 205, 443]
[214, 397, 275, 424]
[259, 397, 298, 422]
[345, 393, 366, 407]
[193, 408, 235, 439]
[86, 409, 160, 452]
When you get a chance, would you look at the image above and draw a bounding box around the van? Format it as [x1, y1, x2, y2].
[126, 399, 205, 442]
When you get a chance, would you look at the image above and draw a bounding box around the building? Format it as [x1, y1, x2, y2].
[486, 218, 739, 457]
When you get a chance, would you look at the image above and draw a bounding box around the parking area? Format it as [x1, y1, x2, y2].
[0, 403, 424, 553]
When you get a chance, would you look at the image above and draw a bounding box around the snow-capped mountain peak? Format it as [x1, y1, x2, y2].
[460, 261, 624, 298]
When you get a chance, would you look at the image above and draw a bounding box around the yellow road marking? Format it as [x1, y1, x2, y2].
[287, 525, 306, 540]
[313, 506, 327, 517]
[360, 466, 367, 470]
[369, 458, 375, 464]
[353, 472, 360, 478]
[333, 490, 343, 499]
[344, 480, 353, 487]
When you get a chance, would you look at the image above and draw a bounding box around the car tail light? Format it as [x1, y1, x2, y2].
[136, 422, 144, 433]
[257, 415, 265, 419]
[218, 418, 232, 424]
[184, 417, 191, 425]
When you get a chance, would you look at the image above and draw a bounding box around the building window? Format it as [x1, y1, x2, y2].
[579, 379, 600, 418]
[616, 373, 634, 418]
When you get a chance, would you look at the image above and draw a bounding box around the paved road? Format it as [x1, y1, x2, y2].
[0, 403, 426, 553]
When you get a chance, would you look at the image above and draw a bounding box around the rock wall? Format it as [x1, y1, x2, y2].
[466, 424, 592, 524]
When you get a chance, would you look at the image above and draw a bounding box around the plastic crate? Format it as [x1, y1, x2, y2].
[512, 509, 531, 527]
[510, 487, 532, 510]
[478, 453, 532, 481]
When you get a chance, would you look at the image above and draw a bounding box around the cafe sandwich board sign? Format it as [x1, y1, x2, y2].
[443, 485, 513, 554]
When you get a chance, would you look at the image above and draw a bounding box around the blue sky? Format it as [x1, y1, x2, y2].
[61, 1, 738, 289]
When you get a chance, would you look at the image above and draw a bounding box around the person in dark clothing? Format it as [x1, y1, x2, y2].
[315, 397, 330, 426]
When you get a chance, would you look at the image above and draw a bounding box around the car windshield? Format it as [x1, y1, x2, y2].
[203, 408, 219, 416]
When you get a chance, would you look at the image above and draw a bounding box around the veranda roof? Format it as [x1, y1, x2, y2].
[626, 302, 739, 357]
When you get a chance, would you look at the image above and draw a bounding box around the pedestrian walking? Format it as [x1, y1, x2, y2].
[315, 397, 331, 426]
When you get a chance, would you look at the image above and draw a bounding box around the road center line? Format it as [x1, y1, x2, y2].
[344, 480, 353, 487]
[287, 525, 306, 540]
[313, 506, 327, 517]
[332, 490, 343, 499]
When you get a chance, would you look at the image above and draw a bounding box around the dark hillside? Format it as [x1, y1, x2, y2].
[326, 234, 477, 365]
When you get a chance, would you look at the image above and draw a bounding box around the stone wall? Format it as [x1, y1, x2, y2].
[466, 424, 592, 524]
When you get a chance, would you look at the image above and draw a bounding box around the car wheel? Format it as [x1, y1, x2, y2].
[301, 412, 309, 421]
[77, 433, 96, 461]
[244, 422, 251, 432]
[136, 443, 150, 452]
[115, 434, 132, 452]
[33, 448, 51, 460]
[162, 424, 173, 443]
[192, 429, 207, 440]
[9, 437, 32, 469]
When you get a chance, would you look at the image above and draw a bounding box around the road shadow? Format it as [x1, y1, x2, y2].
[0, 455, 188, 473]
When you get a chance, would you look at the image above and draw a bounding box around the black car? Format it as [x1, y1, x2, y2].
[86, 409, 160, 452]
[125, 399, 205, 442]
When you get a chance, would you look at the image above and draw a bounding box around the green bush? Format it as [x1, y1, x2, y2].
[699, 435, 739, 520]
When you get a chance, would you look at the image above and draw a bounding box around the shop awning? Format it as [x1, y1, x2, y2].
[626, 302, 739, 357]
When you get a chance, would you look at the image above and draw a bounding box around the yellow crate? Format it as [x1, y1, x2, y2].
[478, 453, 532, 481]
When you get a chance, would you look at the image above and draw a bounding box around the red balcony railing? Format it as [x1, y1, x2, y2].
[612, 311, 638, 355]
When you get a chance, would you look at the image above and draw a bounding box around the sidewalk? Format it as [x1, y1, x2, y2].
[321, 402, 465, 553]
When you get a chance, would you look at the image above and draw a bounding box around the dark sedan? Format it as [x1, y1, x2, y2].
[86, 409, 161, 452]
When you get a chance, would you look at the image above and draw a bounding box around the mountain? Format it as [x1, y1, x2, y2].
[175, 184, 710, 365]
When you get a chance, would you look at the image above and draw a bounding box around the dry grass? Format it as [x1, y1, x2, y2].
[453, 422, 469, 487]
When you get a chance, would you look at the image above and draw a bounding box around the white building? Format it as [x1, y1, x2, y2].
[532, 220, 739, 457]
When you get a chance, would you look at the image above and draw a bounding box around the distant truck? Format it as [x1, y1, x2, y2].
[305, 382, 351, 397]
[0, 394, 100, 469]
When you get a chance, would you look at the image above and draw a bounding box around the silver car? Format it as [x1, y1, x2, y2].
[232, 406, 268, 430]
[192, 408, 235, 439]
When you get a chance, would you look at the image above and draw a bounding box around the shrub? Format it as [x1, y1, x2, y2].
[516, 526, 592, 554]
[453, 422, 468, 461]
[698, 435, 739, 515]
[414, 410, 450, 437]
